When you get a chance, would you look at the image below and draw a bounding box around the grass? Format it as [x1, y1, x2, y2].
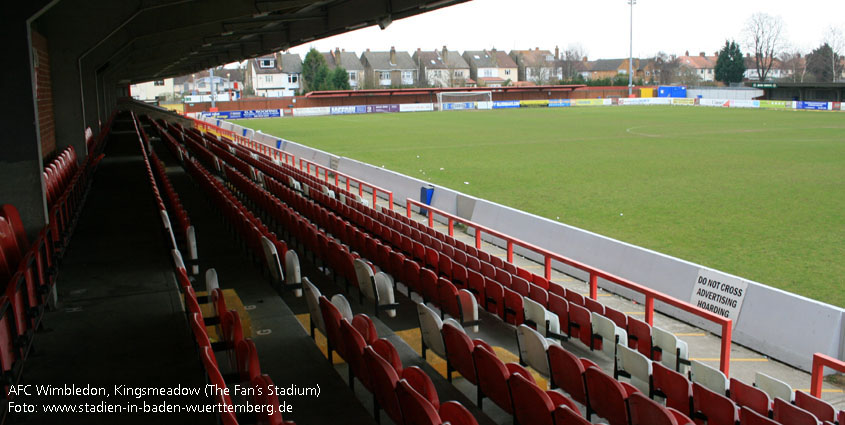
[234, 106, 845, 307]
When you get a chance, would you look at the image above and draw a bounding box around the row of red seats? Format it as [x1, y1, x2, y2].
[193, 122, 685, 371]
[182, 126, 635, 425]
[172, 127, 485, 423]
[0, 117, 112, 401]
[134, 120, 292, 425]
[317, 292, 478, 425]
[196, 123, 845, 425]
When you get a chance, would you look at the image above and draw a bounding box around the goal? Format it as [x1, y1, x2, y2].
[436, 91, 493, 111]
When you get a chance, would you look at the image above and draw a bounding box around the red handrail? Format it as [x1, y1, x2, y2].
[191, 118, 296, 166]
[810, 353, 845, 398]
[299, 157, 394, 210]
[406, 198, 734, 376]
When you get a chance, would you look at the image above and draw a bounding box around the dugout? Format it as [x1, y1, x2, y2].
[752, 82, 845, 102]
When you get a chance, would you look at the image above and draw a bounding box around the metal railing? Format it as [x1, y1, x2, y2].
[810, 353, 845, 398]
[406, 197, 734, 376]
[300, 158, 394, 210]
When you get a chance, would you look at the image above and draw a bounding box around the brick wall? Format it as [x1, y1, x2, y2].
[31, 30, 56, 160]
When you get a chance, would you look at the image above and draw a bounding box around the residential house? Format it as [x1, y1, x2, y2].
[360, 47, 417, 88]
[245, 52, 302, 97]
[679, 51, 717, 82]
[742, 53, 789, 81]
[322, 48, 364, 89]
[130, 78, 175, 101]
[581, 58, 642, 81]
[412, 46, 472, 87]
[175, 68, 244, 94]
[462, 49, 518, 87]
[509, 47, 560, 83]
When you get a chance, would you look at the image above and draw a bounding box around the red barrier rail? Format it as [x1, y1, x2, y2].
[406, 198, 734, 376]
[810, 353, 845, 398]
[299, 158, 394, 210]
[191, 118, 296, 166]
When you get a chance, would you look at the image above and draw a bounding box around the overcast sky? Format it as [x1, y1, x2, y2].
[282, 0, 844, 60]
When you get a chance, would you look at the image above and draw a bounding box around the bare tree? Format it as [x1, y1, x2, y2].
[779, 48, 808, 82]
[560, 44, 587, 81]
[743, 12, 786, 81]
[651, 52, 680, 84]
[822, 25, 844, 82]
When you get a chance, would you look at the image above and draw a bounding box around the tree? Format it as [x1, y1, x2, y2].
[743, 12, 785, 81]
[822, 25, 844, 82]
[302, 48, 328, 92]
[651, 52, 680, 84]
[715, 40, 746, 84]
[330, 66, 351, 90]
[779, 49, 808, 82]
[806, 43, 842, 83]
[677, 67, 702, 86]
[559, 44, 587, 81]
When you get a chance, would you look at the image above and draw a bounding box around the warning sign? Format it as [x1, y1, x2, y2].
[689, 269, 748, 325]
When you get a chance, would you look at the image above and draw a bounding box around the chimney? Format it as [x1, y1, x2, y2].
[535, 47, 540, 51]
[746, 52, 750, 58]
[555, 46, 560, 60]
[390, 46, 396, 65]
[582, 56, 588, 62]
[685, 50, 689, 56]
[334, 47, 340, 62]
[699, 51, 705, 57]
[366, 48, 370, 52]
[491, 48, 497, 54]
[442, 45, 448, 58]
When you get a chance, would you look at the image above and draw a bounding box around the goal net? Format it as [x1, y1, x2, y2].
[436, 91, 493, 111]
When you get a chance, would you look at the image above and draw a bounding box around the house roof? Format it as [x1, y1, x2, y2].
[413, 50, 469, 70]
[322, 50, 364, 71]
[587, 59, 625, 72]
[251, 54, 281, 75]
[679, 55, 716, 69]
[462, 50, 517, 69]
[478, 76, 505, 83]
[280, 53, 302, 73]
[361, 50, 416, 70]
[173, 68, 245, 84]
[510, 49, 555, 67]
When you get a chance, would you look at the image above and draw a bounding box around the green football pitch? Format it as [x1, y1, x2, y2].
[233, 106, 845, 307]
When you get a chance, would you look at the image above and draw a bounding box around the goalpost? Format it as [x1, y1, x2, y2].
[436, 91, 493, 111]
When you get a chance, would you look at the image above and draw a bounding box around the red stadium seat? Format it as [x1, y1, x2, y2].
[729, 377, 770, 417]
[568, 303, 593, 348]
[629, 392, 691, 425]
[438, 401, 478, 425]
[420, 268, 439, 304]
[472, 344, 533, 412]
[652, 362, 692, 417]
[548, 344, 597, 405]
[795, 390, 835, 423]
[340, 319, 370, 391]
[691, 382, 738, 425]
[584, 296, 605, 316]
[441, 322, 491, 385]
[740, 406, 779, 425]
[773, 397, 822, 425]
[604, 306, 628, 330]
[235, 339, 261, 383]
[351, 313, 378, 345]
[584, 366, 639, 425]
[627, 316, 653, 358]
[509, 372, 579, 425]
[502, 287, 524, 325]
[553, 405, 592, 425]
[396, 379, 440, 425]
[319, 296, 344, 363]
